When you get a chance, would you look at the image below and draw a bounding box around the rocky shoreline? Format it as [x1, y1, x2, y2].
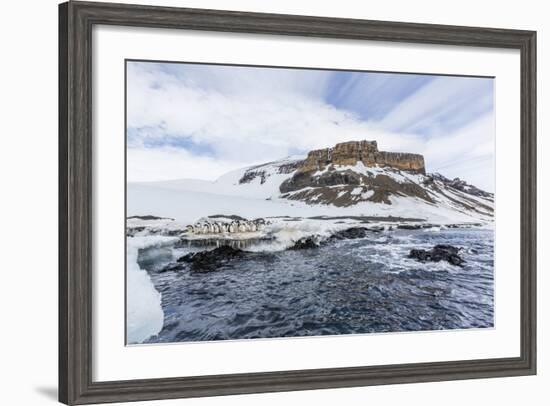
[126, 213, 486, 274]
[408, 244, 465, 266]
[151, 224, 469, 274]
[127, 213, 484, 239]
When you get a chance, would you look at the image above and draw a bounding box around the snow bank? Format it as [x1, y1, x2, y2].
[126, 236, 178, 344]
[126, 217, 187, 237]
[128, 181, 490, 227]
[127, 157, 493, 227]
[139, 156, 303, 201]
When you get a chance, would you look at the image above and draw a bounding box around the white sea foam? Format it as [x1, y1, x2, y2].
[423, 226, 442, 232]
[126, 235, 178, 344]
[243, 219, 343, 252]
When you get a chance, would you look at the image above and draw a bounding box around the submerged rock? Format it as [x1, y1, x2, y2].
[408, 244, 465, 266]
[330, 227, 370, 240]
[158, 263, 186, 273]
[397, 224, 425, 230]
[177, 246, 246, 273]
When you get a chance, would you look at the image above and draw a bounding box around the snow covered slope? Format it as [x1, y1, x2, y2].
[138, 156, 302, 200]
[128, 155, 493, 226]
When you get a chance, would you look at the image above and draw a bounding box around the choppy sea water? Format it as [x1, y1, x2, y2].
[138, 228, 494, 343]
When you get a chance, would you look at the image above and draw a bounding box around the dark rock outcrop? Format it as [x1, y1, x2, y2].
[238, 159, 303, 185]
[177, 246, 246, 273]
[278, 140, 431, 207]
[239, 169, 267, 184]
[428, 173, 493, 199]
[330, 227, 370, 240]
[208, 214, 247, 221]
[280, 170, 433, 206]
[408, 244, 465, 266]
[280, 169, 362, 193]
[288, 236, 320, 250]
[127, 215, 174, 221]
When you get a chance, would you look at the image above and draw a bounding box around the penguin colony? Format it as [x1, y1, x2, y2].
[186, 218, 267, 235]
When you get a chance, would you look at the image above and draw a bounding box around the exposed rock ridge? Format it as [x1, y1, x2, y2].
[238, 159, 302, 185]
[279, 140, 428, 204]
[298, 140, 425, 175]
[427, 173, 493, 199]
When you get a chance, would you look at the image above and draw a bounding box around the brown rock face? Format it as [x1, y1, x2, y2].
[298, 140, 425, 175]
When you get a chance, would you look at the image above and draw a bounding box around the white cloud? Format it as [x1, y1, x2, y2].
[422, 113, 495, 191]
[127, 62, 495, 191]
[378, 76, 493, 136]
[127, 147, 248, 182]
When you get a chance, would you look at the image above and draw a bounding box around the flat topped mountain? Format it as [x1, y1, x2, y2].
[232, 140, 493, 220]
[132, 140, 494, 225]
[279, 140, 428, 205]
[297, 140, 425, 175]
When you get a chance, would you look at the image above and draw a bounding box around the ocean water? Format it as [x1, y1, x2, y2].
[137, 228, 494, 343]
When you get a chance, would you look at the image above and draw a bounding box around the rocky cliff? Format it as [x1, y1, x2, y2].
[280, 140, 427, 202]
[230, 140, 493, 217]
[296, 140, 425, 175]
[136, 140, 494, 224]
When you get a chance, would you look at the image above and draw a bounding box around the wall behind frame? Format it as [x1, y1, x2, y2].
[0, 0, 546, 405]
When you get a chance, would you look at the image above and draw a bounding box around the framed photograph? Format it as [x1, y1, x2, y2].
[59, 1, 536, 404]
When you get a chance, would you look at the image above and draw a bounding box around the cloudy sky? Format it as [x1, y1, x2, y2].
[127, 61, 495, 191]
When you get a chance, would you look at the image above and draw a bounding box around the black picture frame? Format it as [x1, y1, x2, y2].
[59, 1, 537, 404]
